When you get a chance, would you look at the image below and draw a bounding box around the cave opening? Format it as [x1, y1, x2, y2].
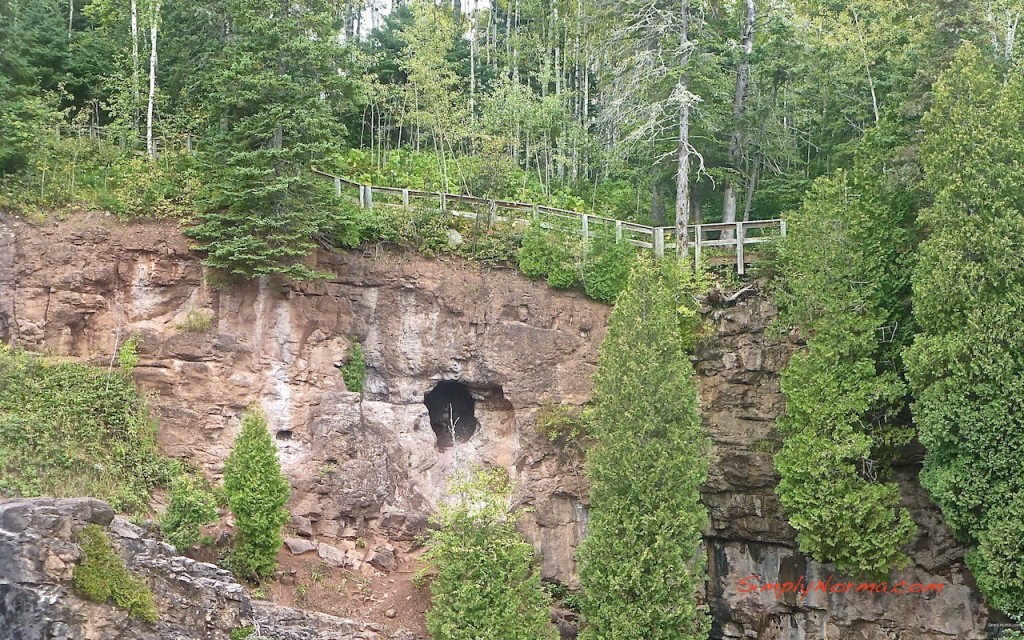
[424, 380, 478, 448]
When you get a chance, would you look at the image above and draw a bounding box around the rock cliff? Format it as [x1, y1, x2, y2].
[0, 212, 998, 638]
[0, 497, 413, 639]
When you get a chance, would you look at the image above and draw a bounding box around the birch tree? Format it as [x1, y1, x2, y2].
[146, 0, 160, 159]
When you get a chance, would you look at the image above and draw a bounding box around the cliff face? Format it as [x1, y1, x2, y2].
[0, 213, 995, 639]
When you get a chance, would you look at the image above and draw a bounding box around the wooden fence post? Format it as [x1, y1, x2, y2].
[489, 199, 496, 227]
[440, 193, 447, 212]
[694, 225, 702, 270]
[532, 204, 539, 221]
[358, 185, 366, 209]
[402, 189, 410, 207]
[615, 220, 623, 243]
[366, 186, 373, 210]
[654, 228, 665, 259]
[582, 214, 590, 244]
[334, 177, 342, 197]
[736, 222, 745, 275]
[780, 219, 787, 238]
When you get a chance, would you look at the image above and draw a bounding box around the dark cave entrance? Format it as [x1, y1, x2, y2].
[424, 380, 478, 448]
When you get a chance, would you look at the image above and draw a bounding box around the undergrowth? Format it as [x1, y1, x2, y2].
[0, 344, 178, 512]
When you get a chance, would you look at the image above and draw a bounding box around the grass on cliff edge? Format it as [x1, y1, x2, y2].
[0, 344, 178, 512]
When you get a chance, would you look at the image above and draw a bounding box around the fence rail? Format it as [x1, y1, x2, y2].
[312, 167, 785, 274]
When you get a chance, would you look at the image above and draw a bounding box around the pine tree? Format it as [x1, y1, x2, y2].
[223, 407, 290, 579]
[185, 0, 359, 279]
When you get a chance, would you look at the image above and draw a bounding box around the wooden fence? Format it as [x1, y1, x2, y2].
[311, 167, 786, 274]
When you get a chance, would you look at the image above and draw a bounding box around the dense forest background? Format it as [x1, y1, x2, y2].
[3, 0, 1024, 633]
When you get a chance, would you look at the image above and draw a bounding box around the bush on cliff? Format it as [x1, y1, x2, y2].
[422, 468, 557, 640]
[0, 345, 177, 512]
[223, 407, 290, 580]
[74, 524, 159, 622]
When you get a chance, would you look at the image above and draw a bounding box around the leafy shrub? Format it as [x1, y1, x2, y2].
[176, 309, 214, 333]
[74, 524, 159, 622]
[161, 474, 219, 552]
[517, 219, 580, 289]
[536, 401, 586, 445]
[118, 335, 141, 374]
[341, 342, 366, 393]
[422, 468, 557, 640]
[223, 407, 291, 579]
[581, 233, 635, 303]
[0, 345, 177, 512]
[577, 258, 711, 640]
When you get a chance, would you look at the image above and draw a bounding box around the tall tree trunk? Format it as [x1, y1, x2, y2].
[146, 0, 160, 160]
[68, 0, 73, 37]
[675, 0, 692, 256]
[722, 0, 755, 237]
[131, 0, 140, 131]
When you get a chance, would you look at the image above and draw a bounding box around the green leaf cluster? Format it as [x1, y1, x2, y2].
[0, 345, 177, 512]
[73, 524, 159, 623]
[341, 342, 366, 393]
[160, 473, 219, 552]
[906, 44, 1024, 619]
[222, 407, 290, 579]
[422, 468, 557, 640]
[577, 258, 711, 640]
[519, 219, 636, 302]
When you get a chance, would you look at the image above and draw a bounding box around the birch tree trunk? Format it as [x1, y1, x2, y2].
[131, 0, 140, 131]
[722, 0, 755, 237]
[675, 0, 692, 256]
[146, 0, 160, 160]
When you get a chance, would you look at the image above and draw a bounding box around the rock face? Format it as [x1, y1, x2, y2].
[695, 298, 993, 640]
[0, 497, 408, 639]
[0, 212, 602, 586]
[0, 213, 997, 638]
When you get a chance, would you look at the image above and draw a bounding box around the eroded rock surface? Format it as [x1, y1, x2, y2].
[0, 497, 410, 639]
[0, 213, 998, 638]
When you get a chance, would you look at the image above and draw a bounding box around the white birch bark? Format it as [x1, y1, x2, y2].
[146, 0, 160, 160]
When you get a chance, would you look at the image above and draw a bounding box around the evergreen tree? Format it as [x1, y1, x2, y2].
[423, 468, 557, 640]
[223, 407, 290, 579]
[577, 258, 710, 640]
[906, 43, 1024, 619]
[772, 121, 919, 576]
[184, 0, 360, 279]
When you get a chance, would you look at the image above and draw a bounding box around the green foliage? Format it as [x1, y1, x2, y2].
[223, 407, 291, 580]
[176, 309, 214, 333]
[517, 219, 580, 289]
[906, 44, 1024, 619]
[771, 128, 919, 576]
[341, 342, 366, 393]
[536, 401, 586, 445]
[73, 524, 159, 622]
[230, 625, 255, 640]
[160, 474, 220, 552]
[582, 233, 636, 303]
[118, 335, 141, 375]
[0, 345, 177, 512]
[422, 468, 557, 640]
[577, 258, 711, 640]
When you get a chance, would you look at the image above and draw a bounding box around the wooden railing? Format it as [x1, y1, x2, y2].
[316, 167, 785, 273]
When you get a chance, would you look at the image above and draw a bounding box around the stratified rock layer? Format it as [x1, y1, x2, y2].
[0, 497, 408, 639]
[0, 213, 997, 638]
